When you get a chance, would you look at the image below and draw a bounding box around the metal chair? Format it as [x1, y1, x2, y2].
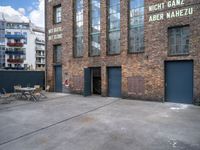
[0, 88, 14, 103]
[46, 85, 50, 92]
[14, 85, 22, 99]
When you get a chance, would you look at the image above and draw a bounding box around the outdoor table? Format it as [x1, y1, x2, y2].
[17, 87, 37, 101]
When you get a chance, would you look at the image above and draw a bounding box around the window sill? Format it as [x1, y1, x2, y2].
[53, 22, 61, 25]
[128, 51, 145, 54]
[53, 63, 62, 66]
[168, 53, 190, 57]
[107, 53, 121, 56]
[89, 55, 100, 57]
[73, 56, 84, 59]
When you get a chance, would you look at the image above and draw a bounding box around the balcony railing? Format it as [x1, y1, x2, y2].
[36, 46, 44, 50]
[35, 39, 45, 44]
[5, 34, 26, 39]
[4, 67, 25, 70]
[7, 42, 24, 47]
[36, 61, 45, 64]
[5, 50, 25, 55]
[36, 53, 45, 57]
[7, 58, 24, 63]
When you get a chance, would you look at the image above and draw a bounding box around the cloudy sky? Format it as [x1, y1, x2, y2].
[0, 0, 44, 27]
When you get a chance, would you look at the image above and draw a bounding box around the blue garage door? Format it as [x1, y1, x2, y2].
[84, 68, 91, 96]
[55, 66, 62, 92]
[165, 61, 193, 104]
[108, 67, 121, 97]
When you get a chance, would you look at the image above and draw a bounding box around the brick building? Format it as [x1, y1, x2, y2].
[46, 0, 200, 104]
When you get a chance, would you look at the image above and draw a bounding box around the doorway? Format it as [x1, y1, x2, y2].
[92, 67, 101, 95]
[84, 67, 101, 96]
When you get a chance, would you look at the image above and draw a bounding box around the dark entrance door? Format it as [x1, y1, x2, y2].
[84, 68, 91, 96]
[55, 65, 62, 92]
[92, 68, 101, 95]
[165, 61, 193, 104]
[108, 67, 121, 97]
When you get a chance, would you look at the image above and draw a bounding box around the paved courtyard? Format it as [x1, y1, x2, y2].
[0, 94, 200, 150]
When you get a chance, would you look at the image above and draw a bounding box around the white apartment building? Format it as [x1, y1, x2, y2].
[33, 27, 45, 71]
[4, 21, 45, 70]
[0, 18, 5, 69]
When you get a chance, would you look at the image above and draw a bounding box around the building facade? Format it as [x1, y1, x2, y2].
[4, 22, 28, 69]
[0, 19, 5, 69]
[0, 19, 45, 70]
[46, 0, 200, 104]
[33, 28, 46, 71]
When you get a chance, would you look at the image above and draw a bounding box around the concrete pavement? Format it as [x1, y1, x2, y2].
[0, 94, 200, 150]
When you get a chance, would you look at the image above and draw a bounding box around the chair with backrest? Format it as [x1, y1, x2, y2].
[14, 85, 22, 99]
[46, 85, 50, 92]
[33, 85, 48, 100]
[34, 85, 40, 89]
[33, 87, 43, 101]
[0, 88, 14, 103]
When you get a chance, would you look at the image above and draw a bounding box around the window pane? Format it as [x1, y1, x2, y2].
[90, 0, 101, 56]
[54, 5, 61, 24]
[54, 45, 62, 63]
[74, 0, 84, 57]
[108, 0, 120, 54]
[108, 0, 120, 31]
[129, 0, 144, 53]
[168, 26, 190, 55]
[108, 31, 120, 54]
[90, 33, 100, 56]
[75, 36, 84, 57]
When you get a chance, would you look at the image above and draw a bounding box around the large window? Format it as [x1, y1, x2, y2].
[168, 26, 190, 55]
[108, 0, 120, 55]
[74, 0, 84, 57]
[129, 0, 144, 53]
[53, 5, 62, 24]
[90, 0, 101, 56]
[53, 45, 62, 64]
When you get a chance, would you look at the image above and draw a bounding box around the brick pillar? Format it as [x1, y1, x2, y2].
[101, 0, 108, 96]
[83, 0, 89, 58]
[62, 0, 74, 89]
[121, 0, 129, 97]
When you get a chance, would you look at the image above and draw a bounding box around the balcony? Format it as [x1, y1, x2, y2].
[36, 53, 45, 57]
[7, 42, 24, 47]
[35, 38, 45, 44]
[7, 58, 24, 63]
[5, 34, 26, 39]
[36, 45, 45, 50]
[5, 50, 25, 55]
[36, 60, 45, 64]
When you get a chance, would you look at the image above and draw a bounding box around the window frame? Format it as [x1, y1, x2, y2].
[53, 44, 62, 64]
[107, 0, 121, 55]
[53, 4, 62, 24]
[89, 0, 101, 57]
[73, 0, 84, 58]
[168, 25, 190, 56]
[128, 0, 145, 54]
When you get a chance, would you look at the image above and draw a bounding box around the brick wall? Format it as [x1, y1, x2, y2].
[46, 0, 200, 102]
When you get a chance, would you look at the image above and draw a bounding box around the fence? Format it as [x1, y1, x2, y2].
[0, 71, 45, 93]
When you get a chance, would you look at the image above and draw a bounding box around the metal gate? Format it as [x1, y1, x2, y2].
[108, 67, 121, 97]
[165, 61, 193, 104]
[54, 65, 62, 92]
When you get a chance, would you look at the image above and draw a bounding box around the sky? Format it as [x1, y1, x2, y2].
[0, 0, 44, 27]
